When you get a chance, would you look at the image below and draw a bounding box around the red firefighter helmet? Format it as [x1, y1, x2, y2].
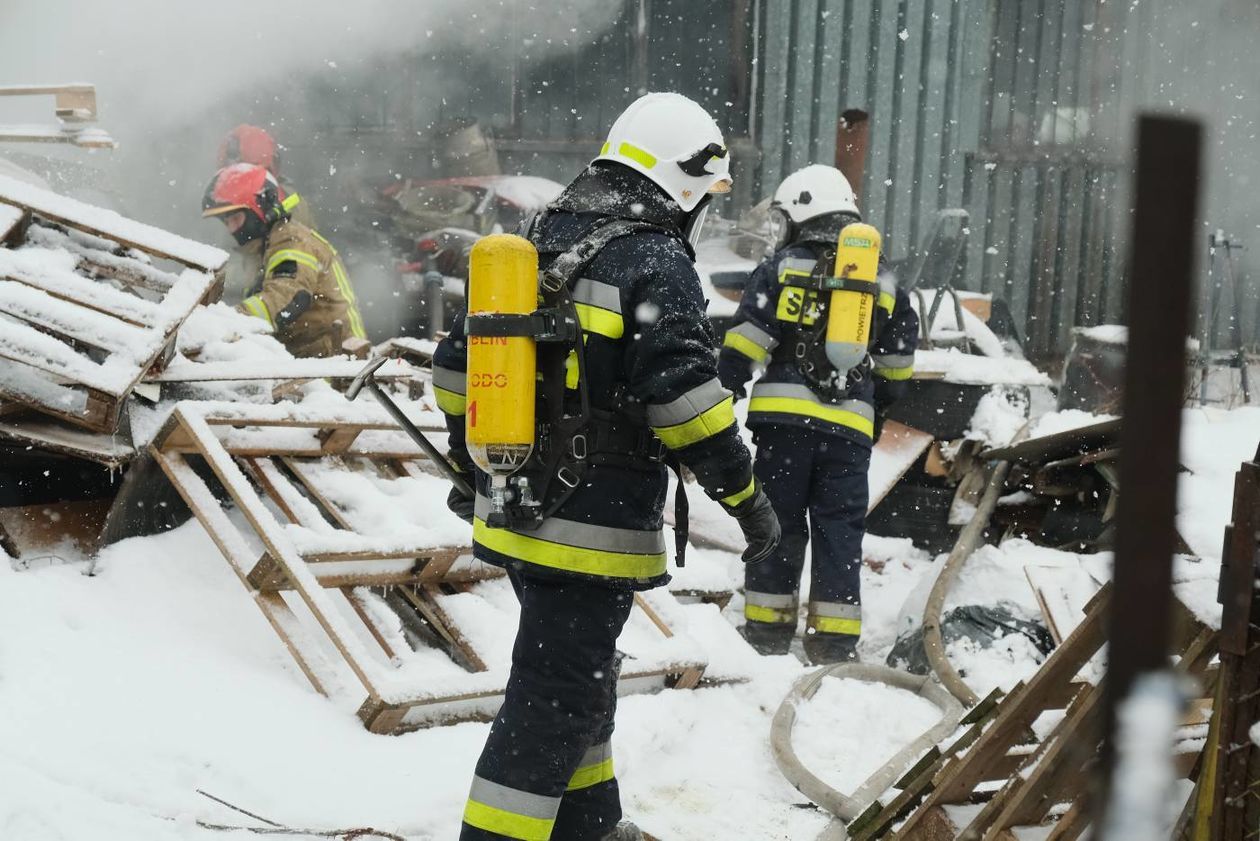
[217, 124, 281, 174]
[201, 163, 286, 223]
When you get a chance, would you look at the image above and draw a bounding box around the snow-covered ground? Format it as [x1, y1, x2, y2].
[2, 303, 1257, 841]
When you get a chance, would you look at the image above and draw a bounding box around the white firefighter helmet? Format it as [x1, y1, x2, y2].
[594, 92, 732, 212]
[772, 164, 860, 224]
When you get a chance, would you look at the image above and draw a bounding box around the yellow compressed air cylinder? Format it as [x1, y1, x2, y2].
[825, 222, 882, 374]
[466, 234, 537, 476]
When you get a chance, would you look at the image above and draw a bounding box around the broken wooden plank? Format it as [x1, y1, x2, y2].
[0, 173, 227, 272]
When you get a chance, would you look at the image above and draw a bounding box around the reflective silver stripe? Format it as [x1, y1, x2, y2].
[746, 590, 798, 609]
[572, 277, 622, 313]
[474, 495, 665, 555]
[578, 741, 612, 767]
[748, 382, 876, 422]
[727, 321, 779, 353]
[468, 776, 561, 821]
[645, 377, 731, 428]
[777, 256, 816, 278]
[872, 353, 915, 369]
[432, 364, 467, 395]
[808, 601, 862, 619]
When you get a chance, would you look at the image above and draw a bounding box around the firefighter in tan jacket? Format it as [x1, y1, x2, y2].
[202, 163, 367, 357]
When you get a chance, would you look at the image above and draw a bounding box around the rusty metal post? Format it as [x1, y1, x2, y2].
[1093, 115, 1203, 837]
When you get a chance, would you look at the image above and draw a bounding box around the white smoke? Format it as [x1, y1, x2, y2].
[0, 0, 623, 133]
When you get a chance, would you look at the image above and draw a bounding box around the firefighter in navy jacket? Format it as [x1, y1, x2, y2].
[434, 93, 780, 841]
[718, 164, 918, 664]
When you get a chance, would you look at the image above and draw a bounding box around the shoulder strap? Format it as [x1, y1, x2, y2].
[540, 218, 669, 294]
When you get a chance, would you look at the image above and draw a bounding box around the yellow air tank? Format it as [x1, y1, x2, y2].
[825, 222, 882, 374]
[466, 234, 538, 476]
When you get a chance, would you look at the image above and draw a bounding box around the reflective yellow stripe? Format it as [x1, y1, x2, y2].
[723, 331, 769, 362]
[474, 518, 666, 579]
[652, 396, 735, 449]
[878, 291, 895, 314]
[434, 386, 467, 416]
[747, 396, 874, 438]
[266, 248, 320, 274]
[330, 260, 367, 339]
[462, 800, 555, 841]
[808, 615, 862, 636]
[281, 193, 301, 212]
[575, 303, 623, 339]
[721, 477, 756, 507]
[567, 758, 615, 791]
[240, 295, 274, 328]
[745, 604, 796, 625]
[873, 364, 913, 380]
[618, 142, 657, 169]
[600, 141, 611, 156]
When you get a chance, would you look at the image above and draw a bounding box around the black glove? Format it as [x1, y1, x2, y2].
[872, 410, 887, 444]
[447, 485, 475, 524]
[729, 482, 781, 565]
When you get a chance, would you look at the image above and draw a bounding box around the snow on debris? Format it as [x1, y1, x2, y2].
[0, 173, 228, 271]
[1027, 408, 1118, 439]
[914, 347, 1050, 386]
[1178, 406, 1260, 560]
[965, 384, 1031, 448]
[793, 676, 946, 796]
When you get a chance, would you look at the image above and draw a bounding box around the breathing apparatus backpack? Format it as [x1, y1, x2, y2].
[775, 222, 884, 397]
[463, 216, 687, 560]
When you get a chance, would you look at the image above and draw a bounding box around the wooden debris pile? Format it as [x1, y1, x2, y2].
[0, 172, 228, 457]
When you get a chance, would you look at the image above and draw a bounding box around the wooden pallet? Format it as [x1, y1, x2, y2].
[863, 585, 1217, 841]
[1191, 444, 1260, 839]
[150, 402, 708, 733]
[0, 174, 226, 432]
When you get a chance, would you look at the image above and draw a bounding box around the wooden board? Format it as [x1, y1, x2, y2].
[0, 212, 220, 432]
[147, 359, 422, 383]
[0, 175, 227, 272]
[0, 416, 135, 467]
[0, 498, 112, 559]
[1024, 563, 1102, 644]
[870, 421, 935, 511]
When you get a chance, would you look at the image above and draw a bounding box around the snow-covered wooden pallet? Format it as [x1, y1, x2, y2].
[150, 402, 709, 733]
[864, 586, 1218, 841]
[0, 174, 227, 432]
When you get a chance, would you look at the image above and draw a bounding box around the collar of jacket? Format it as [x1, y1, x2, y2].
[546, 162, 692, 241]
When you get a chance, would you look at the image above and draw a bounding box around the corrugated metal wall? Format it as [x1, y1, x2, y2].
[281, 0, 1258, 359]
[754, 0, 1260, 360]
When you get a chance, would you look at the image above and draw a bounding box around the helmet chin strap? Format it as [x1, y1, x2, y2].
[231, 212, 268, 246]
[684, 194, 713, 249]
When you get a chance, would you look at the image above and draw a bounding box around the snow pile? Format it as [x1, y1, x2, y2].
[1178, 407, 1260, 558]
[909, 291, 1050, 386]
[965, 385, 1030, 448]
[792, 677, 945, 796]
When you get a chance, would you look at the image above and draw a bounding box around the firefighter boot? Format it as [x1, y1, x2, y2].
[601, 820, 644, 840]
[803, 630, 859, 665]
[739, 621, 794, 656]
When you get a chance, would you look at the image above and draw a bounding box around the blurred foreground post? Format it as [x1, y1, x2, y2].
[1094, 115, 1202, 838]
